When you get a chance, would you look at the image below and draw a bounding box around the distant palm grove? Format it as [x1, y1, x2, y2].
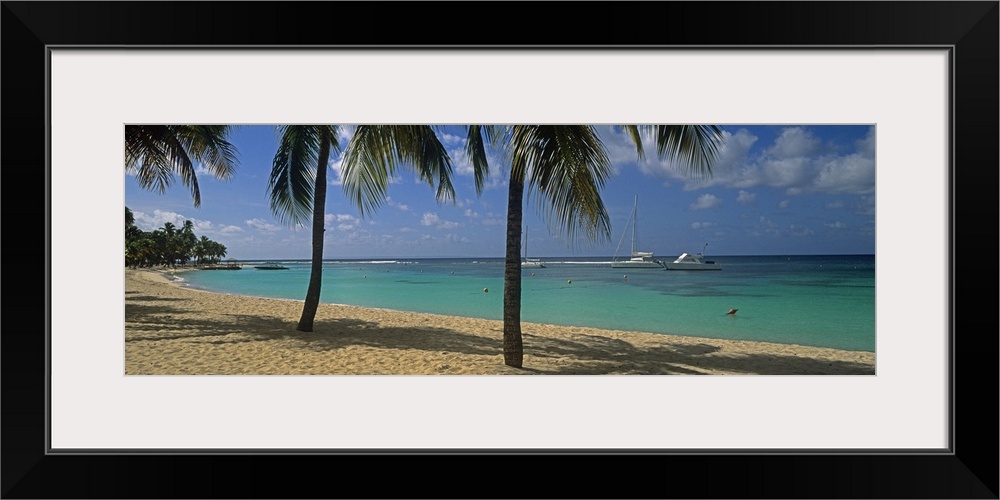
[125, 206, 228, 268]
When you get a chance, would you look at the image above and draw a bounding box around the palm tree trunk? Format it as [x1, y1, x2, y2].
[503, 175, 525, 367]
[297, 133, 332, 332]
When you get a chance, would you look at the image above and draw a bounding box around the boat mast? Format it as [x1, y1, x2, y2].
[631, 195, 637, 255]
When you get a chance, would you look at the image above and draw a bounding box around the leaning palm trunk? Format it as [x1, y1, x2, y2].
[502, 175, 526, 367]
[297, 132, 332, 332]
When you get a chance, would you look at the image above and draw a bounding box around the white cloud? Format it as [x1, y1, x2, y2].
[760, 157, 812, 188]
[627, 126, 875, 197]
[220, 225, 244, 234]
[778, 200, 790, 209]
[325, 213, 359, 224]
[438, 132, 465, 147]
[790, 224, 814, 236]
[386, 197, 409, 212]
[132, 209, 214, 233]
[825, 221, 848, 229]
[325, 214, 361, 232]
[194, 162, 224, 180]
[766, 127, 821, 159]
[328, 150, 345, 186]
[856, 126, 876, 157]
[420, 212, 460, 229]
[688, 194, 722, 210]
[757, 216, 780, 236]
[449, 144, 505, 191]
[812, 153, 876, 195]
[245, 218, 282, 233]
[854, 195, 876, 216]
[736, 190, 756, 204]
[691, 222, 716, 229]
[596, 126, 645, 175]
[464, 209, 479, 218]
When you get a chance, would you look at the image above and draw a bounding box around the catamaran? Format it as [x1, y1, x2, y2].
[612, 196, 665, 269]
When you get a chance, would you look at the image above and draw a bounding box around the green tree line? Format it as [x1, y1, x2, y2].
[125, 207, 228, 268]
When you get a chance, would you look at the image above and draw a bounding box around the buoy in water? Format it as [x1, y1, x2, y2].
[567, 279, 572, 284]
[483, 287, 488, 293]
[727, 308, 738, 315]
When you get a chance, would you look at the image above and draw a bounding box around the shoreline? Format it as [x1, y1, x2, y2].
[125, 268, 876, 375]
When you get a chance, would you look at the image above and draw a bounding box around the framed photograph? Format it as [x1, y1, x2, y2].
[5, 2, 996, 498]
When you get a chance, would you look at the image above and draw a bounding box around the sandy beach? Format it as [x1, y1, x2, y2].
[125, 268, 876, 375]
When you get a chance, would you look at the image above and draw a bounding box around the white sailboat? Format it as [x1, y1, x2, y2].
[522, 226, 545, 268]
[612, 196, 665, 269]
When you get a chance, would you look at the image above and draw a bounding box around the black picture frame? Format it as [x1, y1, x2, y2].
[3, 1, 997, 498]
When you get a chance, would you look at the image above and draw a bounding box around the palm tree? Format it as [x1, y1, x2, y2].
[494, 126, 615, 368]
[340, 124, 723, 368]
[270, 125, 465, 333]
[125, 125, 239, 208]
[177, 220, 197, 265]
[125, 206, 135, 231]
[268, 125, 340, 332]
[194, 236, 211, 265]
[497, 125, 723, 368]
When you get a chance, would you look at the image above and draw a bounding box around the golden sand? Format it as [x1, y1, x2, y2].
[125, 269, 875, 375]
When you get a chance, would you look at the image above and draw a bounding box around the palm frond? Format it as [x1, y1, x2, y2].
[125, 124, 239, 207]
[341, 125, 455, 218]
[508, 125, 613, 244]
[615, 125, 647, 163]
[160, 127, 201, 206]
[174, 125, 239, 181]
[125, 125, 175, 196]
[267, 125, 321, 225]
[340, 125, 400, 217]
[465, 125, 499, 194]
[649, 125, 724, 179]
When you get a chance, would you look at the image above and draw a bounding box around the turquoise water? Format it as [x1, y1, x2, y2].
[173, 255, 876, 352]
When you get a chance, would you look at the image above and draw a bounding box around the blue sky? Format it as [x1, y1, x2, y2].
[125, 125, 876, 259]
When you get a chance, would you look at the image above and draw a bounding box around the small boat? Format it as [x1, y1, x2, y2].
[522, 226, 546, 268]
[663, 244, 722, 270]
[611, 196, 665, 269]
[254, 262, 289, 270]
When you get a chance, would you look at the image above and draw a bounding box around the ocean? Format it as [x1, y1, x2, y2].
[171, 255, 876, 352]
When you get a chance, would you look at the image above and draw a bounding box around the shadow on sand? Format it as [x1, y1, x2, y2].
[126, 293, 875, 375]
